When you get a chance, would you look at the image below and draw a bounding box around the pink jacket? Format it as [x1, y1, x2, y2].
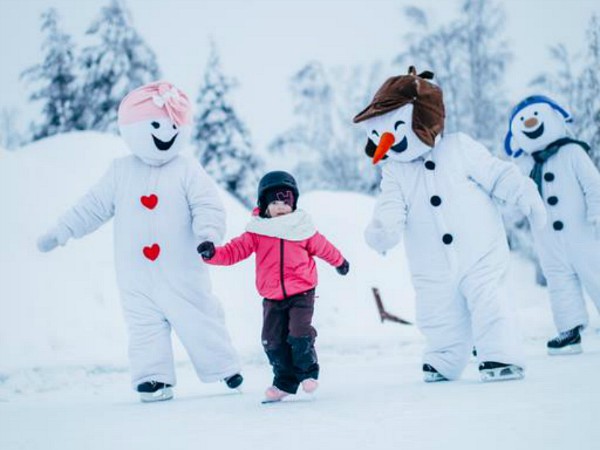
[205, 211, 345, 300]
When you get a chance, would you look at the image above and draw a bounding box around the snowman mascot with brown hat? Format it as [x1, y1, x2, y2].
[354, 68, 547, 382]
[36, 81, 242, 402]
[505, 95, 600, 356]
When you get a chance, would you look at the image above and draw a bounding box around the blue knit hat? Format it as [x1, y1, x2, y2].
[504, 95, 572, 158]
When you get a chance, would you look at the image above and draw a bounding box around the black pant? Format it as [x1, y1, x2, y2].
[261, 289, 319, 394]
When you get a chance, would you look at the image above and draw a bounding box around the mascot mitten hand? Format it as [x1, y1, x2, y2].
[518, 196, 547, 231]
[364, 219, 399, 255]
[197, 241, 216, 260]
[336, 259, 350, 276]
[37, 225, 72, 253]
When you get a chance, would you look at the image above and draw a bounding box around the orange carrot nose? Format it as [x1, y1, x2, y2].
[373, 132, 395, 164]
[524, 117, 538, 128]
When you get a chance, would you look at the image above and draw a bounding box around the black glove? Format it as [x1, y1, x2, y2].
[336, 259, 349, 276]
[197, 241, 216, 260]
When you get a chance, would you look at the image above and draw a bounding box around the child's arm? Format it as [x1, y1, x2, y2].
[306, 232, 345, 268]
[460, 133, 547, 230]
[200, 232, 257, 266]
[185, 160, 226, 244]
[37, 161, 117, 252]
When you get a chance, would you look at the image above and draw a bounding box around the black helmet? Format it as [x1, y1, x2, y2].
[257, 171, 299, 217]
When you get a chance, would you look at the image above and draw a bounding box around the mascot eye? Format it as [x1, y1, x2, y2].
[394, 120, 405, 130]
[172, 124, 177, 130]
[520, 116, 524, 121]
[534, 111, 538, 116]
[151, 121, 160, 129]
[371, 130, 379, 137]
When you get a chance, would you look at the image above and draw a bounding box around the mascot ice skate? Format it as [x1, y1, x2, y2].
[354, 67, 547, 382]
[506, 95, 600, 355]
[37, 81, 242, 401]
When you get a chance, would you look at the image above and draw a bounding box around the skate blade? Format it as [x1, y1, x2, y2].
[547, 343, 582, 356]
[261, 397, 284, 404]
[423, 372, 448, 383]
[480, 366, 524, 382]
[140, 387, 174, 403]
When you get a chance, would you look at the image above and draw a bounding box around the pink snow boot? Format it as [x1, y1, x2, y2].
[301, 378, 319, 394]
[263, 386, 289, 403]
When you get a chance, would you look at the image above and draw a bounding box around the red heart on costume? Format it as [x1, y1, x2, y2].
[143, 244, 160, 261]
[141, 194, 158, 210]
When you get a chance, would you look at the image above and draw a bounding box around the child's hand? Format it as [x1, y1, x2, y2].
[197, 241, 216, 259]
[336, 259, 350, 276]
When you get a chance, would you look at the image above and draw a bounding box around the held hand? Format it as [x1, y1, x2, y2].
[197, 241, 216, 260]
[336, 259, 350, 276]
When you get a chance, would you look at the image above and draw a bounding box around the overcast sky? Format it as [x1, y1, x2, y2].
[0, 0, 598, 148]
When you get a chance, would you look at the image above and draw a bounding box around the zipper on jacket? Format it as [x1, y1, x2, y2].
[280, 239, 288, 298]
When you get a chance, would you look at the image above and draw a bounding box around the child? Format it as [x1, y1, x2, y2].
[37, 81, 242, 402]
[197, 171, 349, 402]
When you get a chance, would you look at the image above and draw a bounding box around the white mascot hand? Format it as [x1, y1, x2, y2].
[37, 226, 71, 253]
[37, 232, 60, 253]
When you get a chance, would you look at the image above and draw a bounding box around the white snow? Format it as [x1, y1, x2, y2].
[1, 133, 599, 449]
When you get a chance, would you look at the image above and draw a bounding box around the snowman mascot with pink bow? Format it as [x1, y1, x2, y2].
[37, 81, 243, 402]
[354, 68, 547, 383]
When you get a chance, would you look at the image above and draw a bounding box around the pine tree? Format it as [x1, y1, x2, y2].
[20, 8, 80, 140]
[397, 0, 511, 151]
[269, 62, 381, 194]
[193, 42, 264, 208]
[77, 0, 161, 132]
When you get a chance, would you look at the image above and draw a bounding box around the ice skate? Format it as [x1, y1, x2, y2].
[137, 381, 173, 403]
[422, 364, 448, 383]
[262, 386, 289, 404]
[547, 325, 583, 356]
[224, 373, 244, 390]
[479, 362, 524, 382]
[301, 378, 319, 394]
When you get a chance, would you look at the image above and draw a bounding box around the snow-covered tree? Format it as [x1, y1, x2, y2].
[193, 42, 264, 208]
[77, 0, 161, 132]
[532, 14, 600, 167]
[270, 61, 381, 195]
[0, 107, 25, 150]
[20, 8, 80, 140]
[397, 0, 511, 151]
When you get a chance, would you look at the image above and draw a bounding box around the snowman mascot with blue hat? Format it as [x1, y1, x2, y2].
[37, 81, 243, 402]
[505, 95, 600, 355]
[354, 67, 547, 382]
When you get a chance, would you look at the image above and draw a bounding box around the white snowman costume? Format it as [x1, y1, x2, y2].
[37, 81, 241, 390]
[354, 70, 546, 381]
[505, 95, 600, 335]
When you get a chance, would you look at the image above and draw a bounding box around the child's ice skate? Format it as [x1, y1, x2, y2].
[479, 362, 524, 382]
[547, 325, 583, 355]
[224, 373, 244, 390]
[262, 386, 290, 404]
[422, 364, 448, 383]
[137, 381, 173, 403]
[301, 378, 319, 394]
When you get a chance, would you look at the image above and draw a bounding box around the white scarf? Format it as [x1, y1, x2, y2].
[246, 209, 317, 241]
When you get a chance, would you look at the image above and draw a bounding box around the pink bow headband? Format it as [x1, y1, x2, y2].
[118, 81, 192, 126]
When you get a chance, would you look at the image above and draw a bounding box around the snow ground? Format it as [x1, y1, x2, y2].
[1, 133, 599, 449]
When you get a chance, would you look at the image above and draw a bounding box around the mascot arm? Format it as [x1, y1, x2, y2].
[365, 164, 407, 254]
[571, 146, 600, 222]
[186, 162, 226, 244]
[58, 161, 117, 240]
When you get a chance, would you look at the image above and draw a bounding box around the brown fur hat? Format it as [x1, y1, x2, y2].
[353, 66, 445, 147]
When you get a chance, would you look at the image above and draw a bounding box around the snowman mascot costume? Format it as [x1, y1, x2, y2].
[505, 95, 600, 355]
[354, 68, 547, 382]
[37, 81, 242, 402]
